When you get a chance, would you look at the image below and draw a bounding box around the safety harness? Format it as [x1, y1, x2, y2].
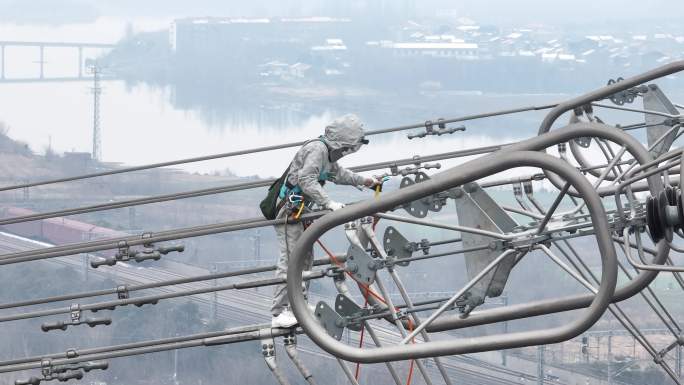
[277, 137, 333, 219]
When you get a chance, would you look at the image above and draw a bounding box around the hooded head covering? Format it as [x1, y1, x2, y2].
[323, 114, 367, 161]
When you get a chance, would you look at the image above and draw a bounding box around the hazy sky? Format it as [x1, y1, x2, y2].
[444, 0, 684, 23]
[1, 0, 683, 26]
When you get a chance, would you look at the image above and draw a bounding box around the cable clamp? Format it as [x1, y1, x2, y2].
[41, 359, 53, 378]
[116, 241, 130, 261]
[65, 349, 79, 359]
[424, 120, 434, 133]
[141, 232, 154, 249]
[116, 285, 129, 300]
[69, 304, 81, 323]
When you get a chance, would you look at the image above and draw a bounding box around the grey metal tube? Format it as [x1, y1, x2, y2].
[0, 179, 271, 226]
[536, 182, 570, 234]
[361, 324, 404, 385]
[0, 212, 326, 265]
[264, 354, 292, 385]
[0, 325, 294, 372]
[0, 142, 524, 265]
[401, 250, 516, 343]
[0, 323, 270, 369]
[568, 137, 620, 182]
[371, 274, 435, 385]
[376, 213, 511, 240]
[538, 61, 684, 194]
[624, 242, 684, 272]
[539, 61, 684, 135]
[387, 269, 453, 385]
[569, 123, 680, 183]
[0, 255, 344, 310]
[336, 358, 361, 385]
[332, 279, 404, 385]
[592, 102, 681, 119]
[558, 240, 683, 385]
[0, 215, 275, 263]
[0, 133, 551, 265]
[284, 337, 316, 385]
[426, 242, 667, 333]
[616, 254, 681, 336]
[340, 124, 668, 337]
[0, 145, 509, 229]
[542, 122, 660, 198]
[362, 223, 453, 384]
[287, 150, 617, 362]
[426, 123, 667, 332]
[0, 104, 557, 194]
[0, 271, 327, 323]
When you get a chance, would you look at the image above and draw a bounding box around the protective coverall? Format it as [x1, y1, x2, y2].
[271, 114, 371, 322]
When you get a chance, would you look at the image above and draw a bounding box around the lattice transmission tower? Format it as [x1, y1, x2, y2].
[88, 64, 102, 161]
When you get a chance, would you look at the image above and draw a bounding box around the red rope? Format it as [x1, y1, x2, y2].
[354, 287, 370, 381]
[316, 239, 387, 305]
[405, 320, 416, 385]
[312, 216, 415, 385]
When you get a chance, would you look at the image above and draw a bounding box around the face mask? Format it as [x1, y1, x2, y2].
[342, 146, 356, 156]
[329, 148, 347, 162]
[330, 138, 368, 162]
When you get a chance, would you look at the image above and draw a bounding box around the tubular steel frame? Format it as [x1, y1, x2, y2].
[4, 61, 684, 384]
[287, 148, 620, 363]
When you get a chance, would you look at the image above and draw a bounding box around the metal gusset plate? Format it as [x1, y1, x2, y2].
[466, 183, 521, 294]
[568, 113, 592, 148]
[400, 174, 430, 217]
[643, 85, 680, 157]
[314, 301, 344, 340]
[383, 226, 412, 267]
[455, 185, 519, 310]
[345, 244, 379, 285]
[466, 183, 518, 233]
[414, 172, 429, 184]
[335, 294, 365, 332]
[415, 172, 446, 212]
[400, 172, 448, 217]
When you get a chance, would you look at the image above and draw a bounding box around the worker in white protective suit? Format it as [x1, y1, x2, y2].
[271, 114, 380, 328]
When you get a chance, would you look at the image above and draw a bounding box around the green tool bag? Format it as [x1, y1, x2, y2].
[260, 165, 291, 220]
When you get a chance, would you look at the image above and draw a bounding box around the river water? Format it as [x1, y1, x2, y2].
[0, 17, 630, 181]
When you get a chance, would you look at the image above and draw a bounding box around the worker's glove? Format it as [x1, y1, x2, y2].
[326, 201, 345, 211]
[363, 177, 382, 188]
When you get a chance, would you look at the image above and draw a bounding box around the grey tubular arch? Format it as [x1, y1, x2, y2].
[424, 123, 668, 332]
[287, 150, 618, 363]
[538, 61, 684, 195]
[539, 61, 684, 136]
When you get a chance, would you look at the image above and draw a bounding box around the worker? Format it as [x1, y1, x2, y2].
[271, 114, 379, 328]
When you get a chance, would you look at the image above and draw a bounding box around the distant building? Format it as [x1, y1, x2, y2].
[170, 17, 352, 54]
[386, 42, 478, 59]
[170, 16, 356, 85]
